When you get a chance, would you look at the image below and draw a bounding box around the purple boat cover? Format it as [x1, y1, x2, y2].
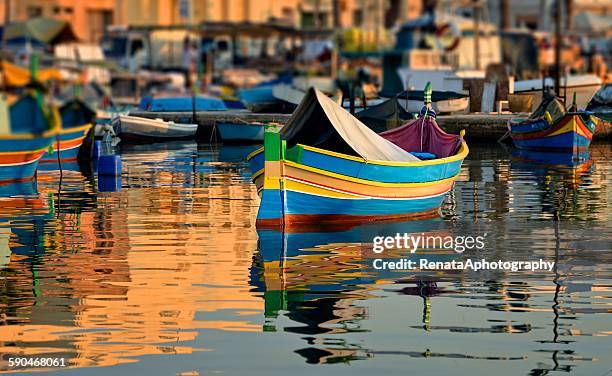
[380, 117, 462, 158]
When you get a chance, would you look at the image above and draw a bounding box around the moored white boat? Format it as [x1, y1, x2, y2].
[116, 115, 198, 141]
[393, 90, 469, 114]
[514, 75, 602, 110]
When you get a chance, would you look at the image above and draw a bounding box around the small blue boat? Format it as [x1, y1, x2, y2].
[139, 95, 227, 112]
[509, 93, 597, 152]
[237, 75, 292, 113]
[217, 121, 267, 143]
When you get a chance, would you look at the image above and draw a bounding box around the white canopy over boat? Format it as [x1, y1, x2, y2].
[280, 89, 419, 162]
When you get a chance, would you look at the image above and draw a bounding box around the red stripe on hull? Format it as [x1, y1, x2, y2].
[50, 137, 85, 152]
[0, 150, 46, 165]
[256, 208, 441, 231]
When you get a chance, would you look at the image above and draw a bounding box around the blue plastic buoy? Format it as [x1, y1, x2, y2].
[98, 155, 122, 176]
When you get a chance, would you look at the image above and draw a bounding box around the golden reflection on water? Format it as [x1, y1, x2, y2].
[0, 145, 262, 370]
[0, 142, 610, 374]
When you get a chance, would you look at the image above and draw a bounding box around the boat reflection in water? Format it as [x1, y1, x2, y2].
[252, 219, 464, 364]
[0, 180, 51, 261]
[510, 147, 599, 219]
[510, 148, 593, 186]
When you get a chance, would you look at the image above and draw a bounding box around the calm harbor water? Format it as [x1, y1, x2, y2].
[0, 141, 610, 375]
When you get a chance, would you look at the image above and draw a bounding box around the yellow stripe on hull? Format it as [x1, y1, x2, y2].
[283, 160, 460, 188]
[547, 116, 588, 138]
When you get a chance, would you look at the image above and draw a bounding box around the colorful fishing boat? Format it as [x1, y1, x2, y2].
[248, 87, 468, 228]
[41, 99, 94, 163]
[509, 93, 598, 151]
[0, 94, 56, 183]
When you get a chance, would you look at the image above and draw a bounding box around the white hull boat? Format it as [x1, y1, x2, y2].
[117, 115, 198, 141]
[398, 97, 469, 113]
[514, 75, 602, 110]
[384, 90, 469, 114]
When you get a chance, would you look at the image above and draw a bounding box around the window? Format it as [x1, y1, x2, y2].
[64, 7, 74, 14]
[53, 6, 61, 14]
[353, 9, 363, 27]
[27, 6, 43, 18]
[89, 10, 114, 42]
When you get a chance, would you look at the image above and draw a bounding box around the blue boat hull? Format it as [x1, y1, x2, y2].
[0, 136, 53, 183]
[217, 122, 265, 143]
[257, 189, 446, 223]
[139, 96, 227, 112]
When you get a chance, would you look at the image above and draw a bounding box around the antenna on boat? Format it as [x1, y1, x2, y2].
[420, 82, 433, 152]
[424, 82, 432, 106]
[553, 0, 562, 98]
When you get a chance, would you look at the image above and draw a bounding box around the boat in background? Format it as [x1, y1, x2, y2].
[272, 76, 339, 110]
[514, 75, 602, 110]
[41, 99, 94, 163]
[395, 90, 469, 113]
[249, 87, 468, 228]
[116, 115, 198, 142]
[509, 92, 597, 151]
[355, 96, 415, 133]
[0, 93, 56, 183]
[238, 85, 280, 112]
[271, 84, 304, 109]
[237, 75, 292, 113]
[217, 121, 271, 143]
[208, 85, 247, 110]
[139, 95, 227, 112]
